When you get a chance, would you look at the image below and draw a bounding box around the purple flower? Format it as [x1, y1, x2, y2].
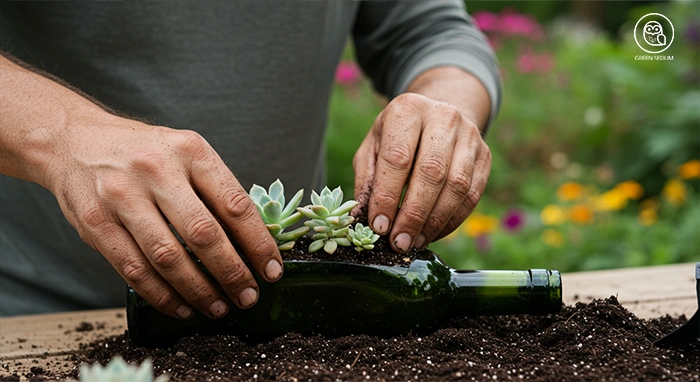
[685, 22, 700, 47]
[475, 234, 491, 253]
[335, 61, 361, 87]
[502, 209, 525, 232]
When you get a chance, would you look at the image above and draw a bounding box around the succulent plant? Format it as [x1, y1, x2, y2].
[74, 356, 168, 382]
[250, 179, 309, 251]
[348, 222, 380, 252]
[297, 186, 358, 254]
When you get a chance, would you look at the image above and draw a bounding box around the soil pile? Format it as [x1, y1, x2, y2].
[16, 297, 699, 381]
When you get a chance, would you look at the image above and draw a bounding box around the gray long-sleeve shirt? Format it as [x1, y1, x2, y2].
[0, 1, 500, 316]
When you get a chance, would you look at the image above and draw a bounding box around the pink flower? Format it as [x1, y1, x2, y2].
[335, 61, 361, 87]
[500, 11, 544, 40]
[473, 11, 500, 33]
[516, 51, 554, 73]
[502, 209, 525, 232]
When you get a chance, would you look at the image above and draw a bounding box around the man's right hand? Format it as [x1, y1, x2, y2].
[0, 53, 283, 320]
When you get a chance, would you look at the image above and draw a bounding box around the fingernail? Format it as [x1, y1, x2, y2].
[238, 287, 258, 308]
[395, 233, 412, 252]
[265, 259, 283, 281]
[176, 304, 193, 319]
[208, 299, 228, 318]
[415, 234, 426, 249]
[373, 215, 390, 234]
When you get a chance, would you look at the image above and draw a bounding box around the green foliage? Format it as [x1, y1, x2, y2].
[325, 1, 698, 272]
[250, 179, 309, 251]
[348, 223, 380, 252]
[298, 187, 358, 254]
[74, 357, 168, 382]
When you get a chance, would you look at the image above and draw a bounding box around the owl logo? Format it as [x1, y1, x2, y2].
[634, 13, 674, 54]
[643, 21, 666, 46]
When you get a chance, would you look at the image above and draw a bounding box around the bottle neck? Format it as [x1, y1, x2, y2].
[446, 269, 562, 315]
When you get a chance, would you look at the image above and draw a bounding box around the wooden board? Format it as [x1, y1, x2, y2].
[1, 262, 697, 381]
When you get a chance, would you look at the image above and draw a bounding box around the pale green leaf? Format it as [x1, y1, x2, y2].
[309, 239, 325, 253]
[263, 200, 282, 223]
[249, 184, 267, 204]
[269, 179, 284, 204]
[334, 237, 351, 246]
[281, 189, 304, 218]
[332, 200, 358, 216]
[324, 239, 338, 254]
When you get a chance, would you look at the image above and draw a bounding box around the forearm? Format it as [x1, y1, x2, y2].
[0, 53, 115, 188]
[405, 66, 491, 134]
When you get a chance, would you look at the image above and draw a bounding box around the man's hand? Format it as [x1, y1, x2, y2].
[0, 54, 282, 320]
[49, 118, 283, 319]
[353, 67, 492, 253]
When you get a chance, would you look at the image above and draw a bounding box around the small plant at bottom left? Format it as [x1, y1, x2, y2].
[71, 356, 168, 382]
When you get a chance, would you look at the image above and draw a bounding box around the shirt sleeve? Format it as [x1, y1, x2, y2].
[352, 0, 502, 131]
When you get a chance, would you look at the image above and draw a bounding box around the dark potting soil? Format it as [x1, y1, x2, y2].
[16, 297, 699, 382]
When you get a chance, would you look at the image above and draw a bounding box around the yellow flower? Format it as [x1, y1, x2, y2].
[569, 204, 593, 225]
[540, 204, 567, 226]
[542, 229, 566, 248]
[638, 208, 658, 226]
[679, 159, 700, 179]
[662, 178, 687, 207]
[556, 182, 584, 202]
[462, 213, 499, 238]
[592, 189, 628, 211]
[639, 198, 659, 211]
[614, 180, 644, 200]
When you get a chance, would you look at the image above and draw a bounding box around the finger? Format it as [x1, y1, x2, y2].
[352, 114, 381, 215]
[156, 178, 259, 310]
[88, 220, 192, 320]
[118, 202, 230, 319]
[389, 107, 457, 252]
[434, 144, 492, 241]
[415, 131, 480, 248]
[368, 103, 422, 236]
[189, 149, 283, 284]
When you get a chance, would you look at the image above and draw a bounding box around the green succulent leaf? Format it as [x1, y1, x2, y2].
[324, 239, 338, 254]
[352, 238, 363, 247]
[263, 200, 282, 223]
[332, 200, 358, 216]
[310, 190, 322, 206]
[310, 205, 330, 218]
[249, 184, 267, 204]
[268, 179, 284, 205]
[266, 224, 283, 236]
[334, 237, 351, 246]
[313, 225, 330, 233]
[276, 226, 309, 242]
[313, 233, 328, 240]
[321, 194, 335, 210]
[277, 211, 303, 228]
[278, 241, 295, 251]
[331, 187, 343, 209]
[332, 226, 349, 237]
[309, 239, 325, 253]
[298, 207, 321, 220]
[325, 216, 340, 225]
[280, 189, 304, 218]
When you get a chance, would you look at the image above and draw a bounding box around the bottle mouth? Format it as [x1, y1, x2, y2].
[529, 269, 563, 314]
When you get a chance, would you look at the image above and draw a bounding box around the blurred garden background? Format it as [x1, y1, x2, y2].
[326, 0, 699, 272]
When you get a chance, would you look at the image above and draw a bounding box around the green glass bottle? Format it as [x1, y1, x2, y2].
[127, 253, 562, 346]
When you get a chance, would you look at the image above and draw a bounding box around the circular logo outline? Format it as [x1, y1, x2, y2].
[634, 13, 674, 54]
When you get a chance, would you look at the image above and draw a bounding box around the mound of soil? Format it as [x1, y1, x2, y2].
[17, 297, 699, 382]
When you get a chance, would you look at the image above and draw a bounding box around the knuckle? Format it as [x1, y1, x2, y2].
[150, 290, 175, 311]
[464, 188, 483, 212]
[380, 146, 412, 170]
[250, 235, 278, 257]
[131, 151, 167, 176]
[183, 216, 221, 249]
[417, 157, 448, 186]
[401, 207, 427, 228]
[446, 171, 472, 197]
[222, 191, 255, 220]
[372, 190, 400, 209]
[219, 263, 250, 288]
[149, 241, 183, 270]
[184, 280, 213, 304]
[122, 258, 152, 287]
[422, 214, 445, 236]
[177, 130, 211, 157]
[96, 174, 132, 200]
[81, 203, 112, 230]
[437, 103, 463, 125]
